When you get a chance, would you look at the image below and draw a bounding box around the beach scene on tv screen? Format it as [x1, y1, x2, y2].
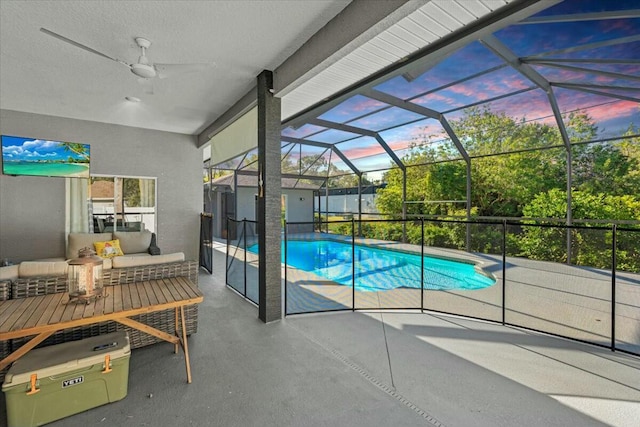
[1, 135, 90, 178]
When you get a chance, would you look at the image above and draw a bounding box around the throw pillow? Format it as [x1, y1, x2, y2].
[94, 239, 124, 258]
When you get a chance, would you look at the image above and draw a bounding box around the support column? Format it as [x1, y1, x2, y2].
[566, 147, 573, 264]
[325, 186, 329, 233]
[233, 171, 238, 221]
[466, 160, 472, 251]
[257, 70, 282, 323]
[402, 168, 407, 242]
[357, 174, 362, 236]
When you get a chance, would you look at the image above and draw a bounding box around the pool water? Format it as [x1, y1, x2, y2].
[3, 162, 89, 177]
[248, 239, 495, 292]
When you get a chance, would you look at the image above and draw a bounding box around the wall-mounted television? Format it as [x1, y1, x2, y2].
[1, 135, 90, 178]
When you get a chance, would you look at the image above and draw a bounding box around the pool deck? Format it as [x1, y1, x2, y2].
[230, 233, 640, 355]
[4, 241, 638, 427]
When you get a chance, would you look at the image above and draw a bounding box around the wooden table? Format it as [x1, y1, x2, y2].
[0, 277, 203, 383]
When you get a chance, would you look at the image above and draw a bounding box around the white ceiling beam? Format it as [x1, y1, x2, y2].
[274, 0, 427, 98]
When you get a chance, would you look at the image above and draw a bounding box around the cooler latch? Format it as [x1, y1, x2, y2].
[102, 354, 112, 374]
[26, 373, 40, 395]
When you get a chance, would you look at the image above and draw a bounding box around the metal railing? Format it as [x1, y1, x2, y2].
[199, 213, 213, 274]
[225, 218, 259, 305]
[226, 217, 640, 356]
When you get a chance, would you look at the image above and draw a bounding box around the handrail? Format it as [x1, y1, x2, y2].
[315, 211, 640, 226]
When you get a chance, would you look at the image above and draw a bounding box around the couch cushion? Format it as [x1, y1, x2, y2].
[0, 265, 20, 281]
[19, 261, 69, 278]
[111, 252, 184, 269]
[67, 233, 113, 259]
[94, 239, 124, 258]
[113, 230, 152, 254]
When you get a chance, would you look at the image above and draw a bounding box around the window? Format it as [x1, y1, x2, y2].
[67, 175, 156, 234]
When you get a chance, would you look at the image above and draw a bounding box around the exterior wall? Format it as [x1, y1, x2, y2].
[0, 109, 202, 262]
[234, 186, 314, 223]
[283, 188, 314, 223]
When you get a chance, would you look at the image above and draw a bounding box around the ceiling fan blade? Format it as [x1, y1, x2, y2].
[40, 27, 131, 69]
[137, 78, 154, 95]
[154, 63, 215, 79]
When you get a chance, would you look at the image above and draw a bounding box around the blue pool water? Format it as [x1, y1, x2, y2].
[248, 239, 495, 292]
[3, 162, 89, 177]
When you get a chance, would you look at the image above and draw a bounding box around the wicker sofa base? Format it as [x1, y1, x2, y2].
[1, 261, 199, 381]
[0, 280, 10, 381]
[10, 304, 199, 351]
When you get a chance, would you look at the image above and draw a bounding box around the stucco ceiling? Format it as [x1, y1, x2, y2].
[0, 0, 351, 135]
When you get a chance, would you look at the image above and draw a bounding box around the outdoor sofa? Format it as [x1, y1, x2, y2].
[0, 230, 200, 380]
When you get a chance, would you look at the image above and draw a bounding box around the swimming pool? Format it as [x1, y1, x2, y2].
[248, 239, 495, 292]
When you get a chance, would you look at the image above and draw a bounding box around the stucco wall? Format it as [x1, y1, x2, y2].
[0, 109, 202, 262]
[235, 186, 313, 223]
[283, 188, 314, 223]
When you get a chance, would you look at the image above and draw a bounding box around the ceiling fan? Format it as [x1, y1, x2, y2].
[40, 28, 214, 91]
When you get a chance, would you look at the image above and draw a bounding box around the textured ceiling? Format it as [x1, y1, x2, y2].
[0, 0, 350, 135]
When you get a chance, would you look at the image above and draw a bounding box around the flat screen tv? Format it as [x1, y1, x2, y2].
[1, 135, 90, 178]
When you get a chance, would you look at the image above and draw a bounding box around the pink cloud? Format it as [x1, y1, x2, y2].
[423, 92, 450, 103]
[387, 139, 412, 151]
[554, 90, 638, 123]
[487, 91, 557, 123]
[583, 101, 638, 123]
[339, 144, 386, 160]
[352, 97, 386, 112]
[594, 74, 617, 84]
[378, 119, 443, 146]
[448, 83, 479, 98]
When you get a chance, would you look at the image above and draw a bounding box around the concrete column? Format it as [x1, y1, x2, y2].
[257, 70, 282, 323]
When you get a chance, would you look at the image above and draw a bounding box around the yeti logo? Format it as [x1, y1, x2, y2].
[62, 376, 84, 388]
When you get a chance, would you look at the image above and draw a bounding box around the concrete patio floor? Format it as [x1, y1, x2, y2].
[2, 245, 640, 426]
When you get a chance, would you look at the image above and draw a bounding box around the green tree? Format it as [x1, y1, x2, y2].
[375, 159, 467, 217]
[517, 189, 640, 271]
[451, 107, 565, 216]
[370, 106, 640, 257]
[558, 112, 640, 195]
[59, 142, 90, 162]
[571, 143, 639, 195]
[377, 107, 566, 217]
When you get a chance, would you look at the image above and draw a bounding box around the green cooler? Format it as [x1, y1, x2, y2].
[2, 331, 130, 427]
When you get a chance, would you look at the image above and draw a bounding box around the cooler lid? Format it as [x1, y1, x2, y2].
[3, 331, 130, 387]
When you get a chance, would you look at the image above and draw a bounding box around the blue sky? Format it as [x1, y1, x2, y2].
[1, 135, 89, 162]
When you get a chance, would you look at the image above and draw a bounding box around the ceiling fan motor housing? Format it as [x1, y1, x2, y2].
[131, 37, 155, 78]
[131, 63, 156, 78]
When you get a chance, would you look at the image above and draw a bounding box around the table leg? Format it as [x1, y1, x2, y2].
[115, 312, 193, 384]
[179, 305, 192, 384]
[174, 307, 179, 354]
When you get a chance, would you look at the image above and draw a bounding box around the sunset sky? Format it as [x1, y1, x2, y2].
[275, 0, 639, 176]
